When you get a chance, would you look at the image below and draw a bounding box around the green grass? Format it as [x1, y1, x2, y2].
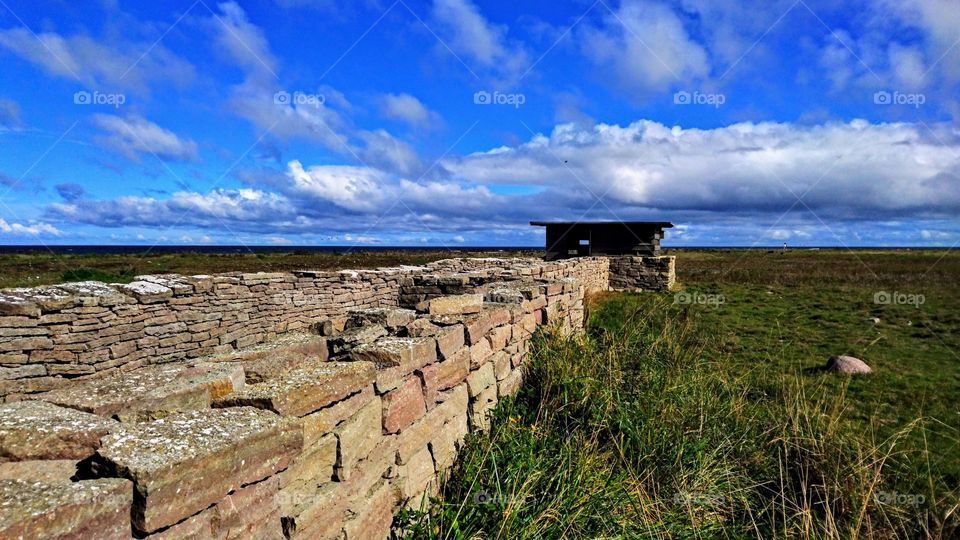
[396, 249, 960, 539]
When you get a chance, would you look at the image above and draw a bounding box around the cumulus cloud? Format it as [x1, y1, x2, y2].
[92, 115, 199, 162]
[0, 218, 61, 236]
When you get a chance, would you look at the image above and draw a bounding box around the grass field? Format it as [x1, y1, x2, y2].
[3, 247, 957, 536]
[0, 249, 540, 289]
[396, 248, 960, 539]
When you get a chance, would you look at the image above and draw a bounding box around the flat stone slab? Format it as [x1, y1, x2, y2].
[214, 361, 375, 417]
[92, 407, 301, 533]
[428, 294, 483, 316]
[38, 362, 244, 420]
[347, 308, 416, 330]
[0, 460, 78, 483]
[208, 333, 329, 383]
[0, 478, 132, 539]
[0, 401, 122, 461]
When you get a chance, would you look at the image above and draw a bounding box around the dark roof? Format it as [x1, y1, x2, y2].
[530, 221, 673, 228]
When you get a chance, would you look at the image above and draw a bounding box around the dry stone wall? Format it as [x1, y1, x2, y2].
[608, 256, 676, 291]
[0, 255, 637, 539]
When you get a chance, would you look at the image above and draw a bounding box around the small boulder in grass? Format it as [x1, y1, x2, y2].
[825, 355, 872, 375]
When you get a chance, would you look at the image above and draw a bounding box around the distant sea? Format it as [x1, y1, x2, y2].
[0, 245, 951, 254]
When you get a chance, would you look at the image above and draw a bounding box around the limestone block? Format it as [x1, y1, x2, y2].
[499, 366, 525, 397]
[92, 407, 301, 533]
[333, 398, 382, 480]
[215, 361, 374, 417]
[301, 386, 375, 448]
[429, 412, 469, 472]
[492, 350, 511, 381]
[381, 376, 426, 434]
[327, 324, 387, 356]
[434, 324, 465, 359]
[116, 280, 173, 303]
[397, 384, 468, 464]
[0, 459, 78, 483]
[0, 401, 122, 461]
[427, 294, 483, 316]
[38, 362, 244, 420]
[347, 308, 416, 330]
[470, 384, 498, 432]
[469, 338, 492, 370]
[0, 477, 131, 539]
[467, 362, 496, 398]
[404, 317, 439, 337]
[419, 348, 470, 406]
[342, 479, 397, 540]
[398, 446, 435, 501]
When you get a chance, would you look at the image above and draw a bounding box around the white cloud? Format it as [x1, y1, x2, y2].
[430, 0, 529, 82]
[285, 160, 387, 212]
[579, 1, 709, 94]
[444, 118, 960, 217]
[0, 218, 61, 236]
[92, 115, 199, 162]
[378, 93, 441, 128]
[209, 1, 277, 78]
[0, 26, 193, 91]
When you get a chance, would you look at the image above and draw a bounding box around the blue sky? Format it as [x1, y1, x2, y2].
[0, 0, 958, 247]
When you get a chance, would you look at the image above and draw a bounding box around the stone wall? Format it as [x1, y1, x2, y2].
[0, 257, 610, 401]
[608, 256, 676, 291]
[0, 260, 586, 539]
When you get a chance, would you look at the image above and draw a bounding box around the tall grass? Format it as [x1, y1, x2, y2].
[395, 294, 954, 539]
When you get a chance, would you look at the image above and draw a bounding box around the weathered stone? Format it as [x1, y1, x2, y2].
[278, 433, 337, 506]
[382, 377, 427, 434]
[470, 384, 498, 432]
[467, 362, 496, 397]
[327, 324, 388, 356]
[342, 479, 396, 540]
[210, 333, 329, 383]
[116, 280, 173, 302]
[351, 337, 436, 371]
[427, 294, 483, 316]
[419, 348, 470, 406]
[499, 366, 524, 397]
[0, 364, 45, 380]
[493, 350, 512, 381]
[333, 398, 382, 480]
[469, 338, 492, 370]
[398, 446, 435, 501]
[348, 308, 416, 330]
[825, 355, 872, 374]
[0, 401, 122, 461]
[211, 475, 284, 540]
[92, 407, 301, 533]
[397, 384, 468, 464]
[301, 386, 375, 448]
[435, 324, 465, 359]
[405, 317, 440, 337]
[429, 413, 469, 472]
[464, 307, 509, 345]
[0, 460, 77, 483]
[313, 317, 347, 337]
[215, 361, 374, 417]
[0, 477, 131, 539]
[39, 362, 244, 421]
